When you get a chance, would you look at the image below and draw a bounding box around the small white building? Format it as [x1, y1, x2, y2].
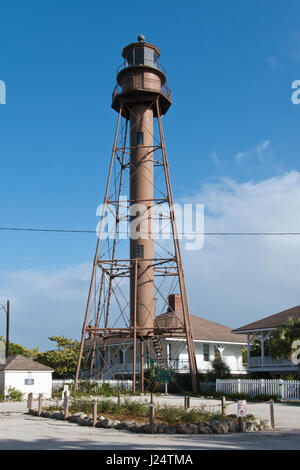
[86, 295, 247, 379]
[0, 355, 53, 399]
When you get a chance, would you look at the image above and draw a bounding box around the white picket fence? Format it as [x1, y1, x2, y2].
[216, 379, 300, 401]
[52, 379, 133, 392]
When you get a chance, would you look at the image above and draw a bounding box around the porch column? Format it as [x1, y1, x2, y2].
[247, 334, 250, 365]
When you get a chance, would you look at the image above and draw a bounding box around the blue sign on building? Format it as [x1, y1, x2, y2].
[25, 379, 34, 385]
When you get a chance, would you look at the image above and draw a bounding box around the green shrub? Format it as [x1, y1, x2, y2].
[6, 387, 23, 401]
[157, 406, 179, 424]
[157, 404, 224, 425]
[122, 399, 148, 418]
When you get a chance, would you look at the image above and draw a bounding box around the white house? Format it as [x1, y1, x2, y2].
[85, 295, 247, 379]
[232, 304, 300, 376]
[0, 355, 53, 399]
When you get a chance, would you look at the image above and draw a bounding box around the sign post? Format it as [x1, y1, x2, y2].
[237, 400, 246, 432]
[157, 370, 175, 383]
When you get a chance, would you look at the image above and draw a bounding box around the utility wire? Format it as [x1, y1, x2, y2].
[1, 227, 300, 236]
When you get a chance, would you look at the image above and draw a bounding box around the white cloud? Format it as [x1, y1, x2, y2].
[235, 139, 271, 162]
[210, 150, 219, 164]
[181, 171, 300, 329]
[256, 139, 270, 156]
[235, 151, 247, 161]
[0, 263, 91, 350]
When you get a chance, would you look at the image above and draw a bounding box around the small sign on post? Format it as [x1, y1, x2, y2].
[237, 400, 246, 418]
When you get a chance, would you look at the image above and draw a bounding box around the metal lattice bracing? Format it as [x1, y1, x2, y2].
[74, 38, 199, 394]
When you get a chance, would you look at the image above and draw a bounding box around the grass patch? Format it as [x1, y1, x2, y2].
[157, 405, 224, 425]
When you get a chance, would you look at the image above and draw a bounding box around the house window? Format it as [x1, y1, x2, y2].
[203, 344, 209, 361]
[136, 132, 144, 145]
[214, 345, 221, 359]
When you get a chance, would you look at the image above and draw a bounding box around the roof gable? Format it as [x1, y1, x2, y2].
[0, 355, 54, 372]
[232, 305, 300, 333]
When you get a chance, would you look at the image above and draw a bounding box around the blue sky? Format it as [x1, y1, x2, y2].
[1, 0, 300, 349]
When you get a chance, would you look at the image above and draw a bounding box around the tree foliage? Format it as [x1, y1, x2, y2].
[34, 336, 80, 378]
[269, 317, 300, 362]
[0, 336, 38, 358]
[206, 357, 231, 382]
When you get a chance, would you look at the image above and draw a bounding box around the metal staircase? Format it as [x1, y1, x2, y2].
[152, 336, 168, 369]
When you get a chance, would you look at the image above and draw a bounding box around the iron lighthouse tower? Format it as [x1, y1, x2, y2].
[74, 36, 199, 394]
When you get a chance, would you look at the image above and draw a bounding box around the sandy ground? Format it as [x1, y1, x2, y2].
[0, 396, 300, 450]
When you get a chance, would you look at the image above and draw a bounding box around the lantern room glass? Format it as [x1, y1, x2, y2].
[125, 47, 158, 68]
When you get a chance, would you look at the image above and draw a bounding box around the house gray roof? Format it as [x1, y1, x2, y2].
[157, 312, 247, 344]
[0, 355, 54, 372]
[85, 312, 247, 346]
[232, 305, 300, 334]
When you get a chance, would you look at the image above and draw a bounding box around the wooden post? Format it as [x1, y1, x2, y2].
[27, 392, 33, 411]
[149, 401, 155, 433]
[63, 391, 69, 419]
[238, 417, 245, 432]
[140, 340, 144, 394]
[184, 396, 190, 410]
[270, 399, 275, 429]
[38, 393, 43, 416]
[92, 400, 98, 427]
[221, 396, 226, 417]
[117, 390, 121, 406]
[5, 300, 10, 359]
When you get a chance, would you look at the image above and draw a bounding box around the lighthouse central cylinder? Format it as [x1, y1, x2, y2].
[130, 104, 155, 334]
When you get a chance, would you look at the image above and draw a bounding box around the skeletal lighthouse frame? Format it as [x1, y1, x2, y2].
[74, 36, 199, 394]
